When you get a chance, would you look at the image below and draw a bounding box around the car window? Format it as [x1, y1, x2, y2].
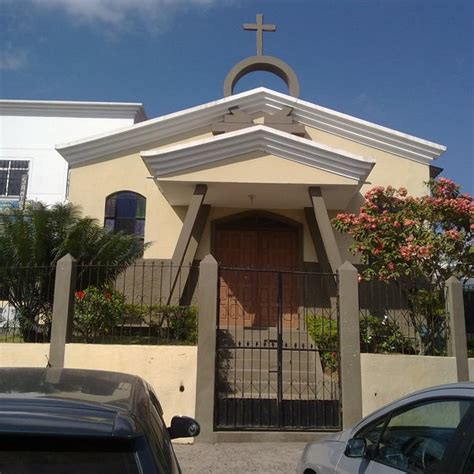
[356, 417, 388, 455]
[373, 399, 473, 473]
[0, 436, 140, 474]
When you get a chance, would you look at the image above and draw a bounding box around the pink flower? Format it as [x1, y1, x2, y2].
[387, 262, 396, 271]
[445, 229, 460, 240]
[393, 221, 401, 229]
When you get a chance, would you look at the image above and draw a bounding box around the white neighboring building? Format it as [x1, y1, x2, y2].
[0, 100, 147, 207]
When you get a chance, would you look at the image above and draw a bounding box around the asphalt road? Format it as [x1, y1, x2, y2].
[174, 442, 307, 473]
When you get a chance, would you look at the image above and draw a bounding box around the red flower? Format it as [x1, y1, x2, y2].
[104, 292, 112, 300]
[75, 290, 85, 300]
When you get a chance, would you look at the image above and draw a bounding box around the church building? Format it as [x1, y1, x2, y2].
[54, 15, 451, 436]
[57, 14, 446, 286]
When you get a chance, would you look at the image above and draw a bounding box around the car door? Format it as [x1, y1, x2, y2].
[366, 398, 473, 473]
[437, 404, 474, 473]
[337, 397, 473, 474]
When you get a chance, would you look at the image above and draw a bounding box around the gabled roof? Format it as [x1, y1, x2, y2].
[0, 99, 147, 123]
[56, 87, 446, 166]
[141, 125, 375, 182]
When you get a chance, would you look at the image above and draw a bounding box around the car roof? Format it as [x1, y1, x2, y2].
[0, 367, 151, 438]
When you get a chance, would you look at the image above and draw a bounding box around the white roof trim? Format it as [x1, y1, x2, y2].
[0, 99, 147, 123]
[141, 125, 375, 182]
[56, 87, 446, 166]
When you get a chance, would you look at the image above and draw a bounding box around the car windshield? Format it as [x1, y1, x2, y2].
[0, 436, 140, 474]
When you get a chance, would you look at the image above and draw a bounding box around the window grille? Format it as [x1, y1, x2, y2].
[0, 160, 29, 197]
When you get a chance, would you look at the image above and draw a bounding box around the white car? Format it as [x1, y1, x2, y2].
[297, 383, 474, 473]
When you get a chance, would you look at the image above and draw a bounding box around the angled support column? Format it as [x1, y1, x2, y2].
[304, 207, 333, 275]
[167, 184, 208, 304]
[445, 276, 469, 381]
[308, 187, 342, 275]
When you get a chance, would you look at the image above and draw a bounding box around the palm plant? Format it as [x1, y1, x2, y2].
[0, 202, 145, 341]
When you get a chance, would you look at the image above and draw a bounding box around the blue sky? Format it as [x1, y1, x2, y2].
[1, 0, 472, 194]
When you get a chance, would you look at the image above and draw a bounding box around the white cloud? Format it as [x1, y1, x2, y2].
[0, 44, 28, 71]
[28, 0, 223, 27]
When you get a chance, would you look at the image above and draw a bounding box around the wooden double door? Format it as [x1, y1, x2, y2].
[216, 228, 299, 328]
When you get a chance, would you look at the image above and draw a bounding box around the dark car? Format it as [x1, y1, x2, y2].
[0, 367, 200, 473]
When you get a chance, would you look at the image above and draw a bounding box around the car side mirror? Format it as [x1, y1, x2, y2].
[345, 438, 367, 458]
[168, 416, 200, 439]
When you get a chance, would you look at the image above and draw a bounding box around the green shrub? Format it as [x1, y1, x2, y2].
[74, 287, 125, 342]
[148, 305, 198, 344]
[306, 314, 339, 373]
[360, 314, 411, 353]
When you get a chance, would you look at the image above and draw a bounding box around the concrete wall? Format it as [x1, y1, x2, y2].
[0, 113, 140, 205]
[0, 343, 50, 367]
[0, 343, 197, 427]
[361, 354, 459, 416]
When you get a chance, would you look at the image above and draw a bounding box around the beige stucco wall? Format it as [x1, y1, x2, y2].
[69, 153, 185, 259]
[68, 119, 432, 262]
[361, 354, 458, 416]
[0, 343, 50, 367]
[305, 127, 431, 198]
[0, 343, 197, 431]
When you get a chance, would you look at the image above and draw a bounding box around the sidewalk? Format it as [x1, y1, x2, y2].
[174, 442, 307, 473]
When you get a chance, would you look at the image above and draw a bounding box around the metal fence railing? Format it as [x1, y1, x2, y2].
[358, 279, 448, 356]
[0, 261, 199, 345]
[72, 262, 199, 345]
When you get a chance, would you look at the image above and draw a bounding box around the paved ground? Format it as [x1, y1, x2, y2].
[174, 442, 307, 473]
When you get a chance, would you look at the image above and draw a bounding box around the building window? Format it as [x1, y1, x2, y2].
[104, 191, 146, 239]
[0, 160, 29, 197]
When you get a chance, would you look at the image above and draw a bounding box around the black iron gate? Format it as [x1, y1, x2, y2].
[214, 268, 341, 431]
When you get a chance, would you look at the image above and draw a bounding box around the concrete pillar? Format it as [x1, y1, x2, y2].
[195, 254, 218, 442]
[338, 261, 363, 428]
[445, 276, 469, 381]
[49, 254, 77, 368]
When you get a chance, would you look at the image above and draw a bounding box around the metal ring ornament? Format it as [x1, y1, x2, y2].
[224, 55, 300, 98]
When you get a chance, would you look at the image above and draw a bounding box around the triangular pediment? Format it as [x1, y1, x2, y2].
[141, 125, 375, 182]
[56, 87, 446, 167]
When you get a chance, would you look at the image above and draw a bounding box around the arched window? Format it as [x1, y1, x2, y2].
[104, 191, 146, 239]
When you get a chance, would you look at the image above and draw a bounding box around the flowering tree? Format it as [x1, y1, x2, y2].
[333, 178, 473, 354]
[333, 178, 473, 286]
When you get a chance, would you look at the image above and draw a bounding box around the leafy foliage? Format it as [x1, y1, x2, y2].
[306, 314, 338, 373]
[333, 178, 473, 355]
[0, 202, 145, 341]
[360, 314, 411, 354]
[74, 287, 125, 342]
